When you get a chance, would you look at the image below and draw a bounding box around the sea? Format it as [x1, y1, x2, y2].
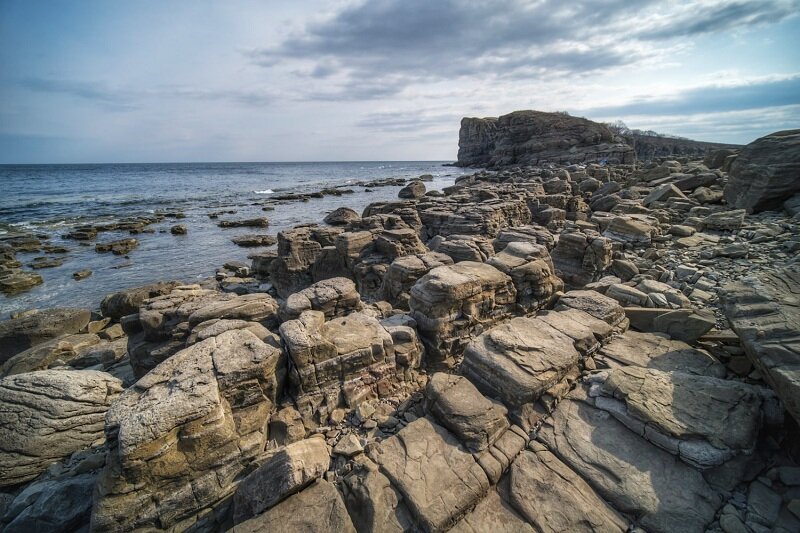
[0, 161, 472, 317]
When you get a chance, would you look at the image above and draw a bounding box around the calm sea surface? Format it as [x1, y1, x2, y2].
[0, 162, 470, 317]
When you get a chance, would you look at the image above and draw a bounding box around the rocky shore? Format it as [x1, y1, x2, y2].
[1, 114, 799, 533]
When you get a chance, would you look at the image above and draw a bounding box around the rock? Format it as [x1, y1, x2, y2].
[703, 209, 746, 231]
[380, 252, 454, 309]
[429, 234, 495, 263]
[606, 283, 649, 306]
[170, 224, 187, 235]
[95, 238, 138, 255]
[0, 269, 44, 294]
[589, 367, 764, 467]
[746, 480, 782, 527]
[450, 486, 533, 533]
[456, 111, 634, 167]
[100, 281, 181, 319]
[555, 290, 627, 329]
[2, 472, 96, 532]
[644, 183, 689, 206]
[721, 265, 800, 425]
[91, 329, 285, 531]
[367, 417, 490, 532]
[341, 456, 416, 533]
[462, 315, 581, 410]
[233, 436, 330, 522]
[0, 369, 122, 487]
[724, 129, 800, 212]
[508, 449, 628, 532]
[611, 258, 639, 280]
[493, 225, 555, 252]
[324, 206, 360, 225]
[72, 269, 92, 280]
[280, 277, 363, 321]
[602, 215, 659, 246]
[268, 226, 330, 298]
[599, 330, 726, 377]
[487, 241, 563, 313]
[551, 230, 613, 288]
[1, 332, 100, 376]
[398, 180, 426, 199]
[218, 217, 269, 228]
[333, 433, 364, 457]
[0, 308, 91, 365]
[231, 234, 277, 247]
[426, 373, 509, 453]
[409, 261, 516, 366]
[538, 392, 723, 533]
[234, 479, 355, 533]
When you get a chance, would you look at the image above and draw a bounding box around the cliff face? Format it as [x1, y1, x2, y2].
[624, 134, 740, 160]
[456, 110, 634, 167]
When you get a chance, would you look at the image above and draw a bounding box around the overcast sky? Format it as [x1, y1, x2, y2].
[1, 0, 799, 163]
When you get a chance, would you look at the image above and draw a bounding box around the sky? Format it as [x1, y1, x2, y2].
[1, 0, 799, 163]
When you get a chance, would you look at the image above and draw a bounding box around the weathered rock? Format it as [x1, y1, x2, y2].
[2, 472, 97, 532]
[538, 391, 723, 533]
[379, 252, 454, 309]
[218, 217, 269, 228]
[0, 370, 122, 487]
[409, 261, 516, 366]
[508, 447, 628, 532]
[399, 180, 426, 199]
[493, 224, 555, 251]
[703, 209, 746, 231]
[555, 290, 627, 330]
[462, 316, 581, 410]
[233, 436, 330, 523]
[426, 373, 509, 453]
[0, 269, 44, 294]
[368, 417, 490, 532]
[341, 455, 416, 533]
[0, 308, 91, 365]
[721, 265, 800, 425]
[233, 479, 355, 533]
[268, 226, 328, 298]
[602, 215, 660, 246]
[100, 281, 181, 319]
[724, 129, 800, 212]
[624, 307, 715, 343]
[95, 238, 138, 255]
[324, 206, 360, 225]
[91, 329, 285, 531]
[429, 234, 495, 263]
[280, 277, 363, 321]
[589, 367, 765, 467]
[599, 330, 726, 377]
[487, 241, 563, 313]
[551, 230, 613, 288]
[450, 486, 533, 533]
[170, 224, 187, 235]
[1, 332, 100, 376]
[231, 234, 277, 247]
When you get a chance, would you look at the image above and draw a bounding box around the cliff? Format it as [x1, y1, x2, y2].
[456, 110, 635, 167]
[623, 133, 740, 160]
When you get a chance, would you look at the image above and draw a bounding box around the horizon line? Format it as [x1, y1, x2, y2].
[0, 159, 458, 166]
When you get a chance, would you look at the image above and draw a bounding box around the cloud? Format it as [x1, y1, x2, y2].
[578, 74, 800, 117]
[18, 78, 274, 109]
[248, 0, 800, 100]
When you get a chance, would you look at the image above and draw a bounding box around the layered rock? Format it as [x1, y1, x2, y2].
[379, 252, 454, 309]
[0, 308, 91, 365]
[409, 262, 516, 366]
[550, 230, 613, 288]
[91, 329, 285, 531]
[487, 241, 563, 313]
[280, 277, 363, 321]
[0, 369, 123, 487]
[457, 111, 635, 167]
[725, 129, 800, 212]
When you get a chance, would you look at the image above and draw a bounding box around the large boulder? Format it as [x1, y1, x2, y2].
[0, 370, 123, 487]
[724, 129, 800, 212]
[379, 252, 454, 309]
[91, 329, 285, 531]
[280, 277, 363, 321]
[428, 234, 495, 263]
[551, 230, 613, 288]
[721, 265, 800, 425]
[487, 241, 563, 313]
[0, 308, 91, 365]
[409, 262, 516, 367]
[398, 180, 426, 199]
[100, 281, 181, 319]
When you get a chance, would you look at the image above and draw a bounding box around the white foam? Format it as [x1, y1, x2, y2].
[254, 189, 274, 194]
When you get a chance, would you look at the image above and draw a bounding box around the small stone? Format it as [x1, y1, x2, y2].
[170, 224, 187, 235]
[72, 270, 92, 280]
[333, 434, 363, 457]
[362, 419, 378, 430]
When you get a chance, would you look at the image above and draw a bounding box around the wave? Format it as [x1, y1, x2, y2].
[254, 189, 274, 194]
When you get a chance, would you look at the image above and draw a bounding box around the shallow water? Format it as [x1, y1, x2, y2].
[0, 161, 470, 317]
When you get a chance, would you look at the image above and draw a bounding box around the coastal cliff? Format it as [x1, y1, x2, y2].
[456, 110, 741, 167]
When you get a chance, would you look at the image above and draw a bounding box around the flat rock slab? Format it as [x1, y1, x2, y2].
[538, 392, 723, 533]
[0, 369, 123, 487]
[721, 265, 800, 425]
[426, 372, 509, 453]
[555, 290, 626, 329]
[462, 316, 581, 409]
[508, 447, 628, 532]
[599, 330, 726, 377]
[233, 479, 355, 533]
[590, 367, 764, 467]
[368, 416, 490, 533]
[450, 488, 534, 533]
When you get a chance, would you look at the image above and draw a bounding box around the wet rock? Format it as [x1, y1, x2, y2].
[231, 234, 277, 247]
[218, 217, 269, 228]
[324, 206, 360, 225]
[95, 238, 138, 255]
[0, 369, 122, 487]
[72, 269, 92, 280]
[0, 269, 44, 295]
[398, 180, 426, 199]
[170, 224, 187, 235]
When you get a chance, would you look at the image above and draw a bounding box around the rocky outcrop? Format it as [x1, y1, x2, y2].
[379, 252, 454, 309]
[456, 111, 635, 167]
[624, 132, 739, 161]
[0, 369, 123, 487]
[725, 129, 800, 212]
[279, 277, 363, 321]
[91, 329, 285, 531]
[0, 308, 91, 365]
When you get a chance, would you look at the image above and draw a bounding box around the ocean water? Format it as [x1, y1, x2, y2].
[0, 161, 470, 317]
